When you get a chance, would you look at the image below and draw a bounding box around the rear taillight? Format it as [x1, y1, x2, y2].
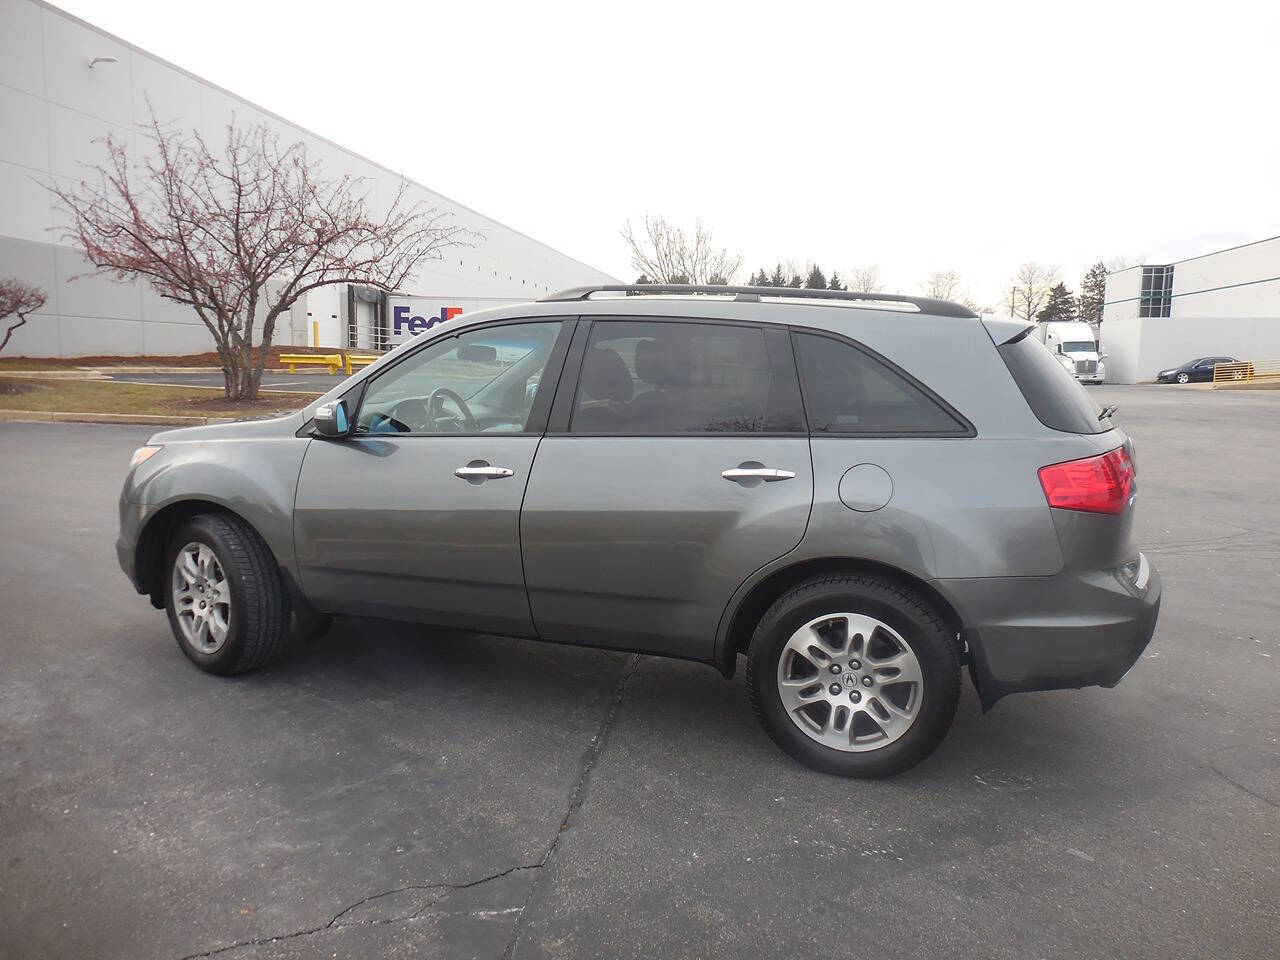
[1038, 446, 1134, 515]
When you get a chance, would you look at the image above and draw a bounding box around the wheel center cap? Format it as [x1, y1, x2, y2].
[842, 673, 857, 687]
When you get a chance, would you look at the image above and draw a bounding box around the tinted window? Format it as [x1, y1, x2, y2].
[570, 320, 803, 434]
[356, 321, 562, 434]
[998, 331, 1108, 434]
[792, 332, 969, 435]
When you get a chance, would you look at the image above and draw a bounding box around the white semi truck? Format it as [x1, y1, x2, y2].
[1032, 320, 1105, 384]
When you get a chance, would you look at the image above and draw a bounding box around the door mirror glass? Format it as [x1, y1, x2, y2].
[313, 399, 350, 438]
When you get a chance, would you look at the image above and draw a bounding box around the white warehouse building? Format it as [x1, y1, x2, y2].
[0, 0, 615, 358]
[1101, 236, 1280, 383]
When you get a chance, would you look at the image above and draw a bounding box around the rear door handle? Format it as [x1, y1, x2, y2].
[721, 467, 796, 482]
[455, 461, 515, 481]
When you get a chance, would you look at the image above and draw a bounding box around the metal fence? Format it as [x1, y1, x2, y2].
[1213, 360, 1280, 383]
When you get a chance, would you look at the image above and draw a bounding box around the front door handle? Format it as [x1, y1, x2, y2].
[721, 466, 796, 482]
[455, 461, 515, 481]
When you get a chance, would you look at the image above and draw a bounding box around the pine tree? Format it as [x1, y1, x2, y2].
[788, 273, 804, 288]
[828, 272, 845, 291]
[805, 265, 827, 290]
[1077, 261, 1107, 326]
[1036, 282, 1077, 323]
[770, 263, 787, 288]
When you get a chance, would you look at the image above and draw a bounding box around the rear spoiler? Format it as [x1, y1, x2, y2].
[982, 316, 1034, 346]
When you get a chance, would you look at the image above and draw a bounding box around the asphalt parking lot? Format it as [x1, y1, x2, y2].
[2, 385, 1277, 960]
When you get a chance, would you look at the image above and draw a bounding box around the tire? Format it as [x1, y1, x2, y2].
[1176, 372, 1190, 384]
[746, 574, 961, 778]
[163, 513, 293, 675]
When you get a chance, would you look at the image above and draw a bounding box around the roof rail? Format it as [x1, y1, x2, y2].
[539, 284, 979, 319]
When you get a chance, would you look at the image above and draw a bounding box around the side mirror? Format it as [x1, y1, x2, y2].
[1056, 344, 1064, 354]
[1100, 353, 1109, 360]
[313, 399, 351, 438]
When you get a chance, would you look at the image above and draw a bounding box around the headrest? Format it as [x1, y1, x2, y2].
[634, 337, 693, 386]
[580, 347, 633, 402]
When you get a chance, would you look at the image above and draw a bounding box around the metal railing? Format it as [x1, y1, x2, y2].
[1213, 359, 1280, 383]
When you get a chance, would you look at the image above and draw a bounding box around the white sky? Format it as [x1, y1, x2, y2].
[54, 0, 1280, 306]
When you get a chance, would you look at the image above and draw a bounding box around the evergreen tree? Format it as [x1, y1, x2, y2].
[770, 263, 787, 287]
[1077, 261, 1107, 326]
[1036, 282, 1077, 323]
[788, 273, 804, 288]
[805, 265, 827, 290]
[828, 272, 845, 291]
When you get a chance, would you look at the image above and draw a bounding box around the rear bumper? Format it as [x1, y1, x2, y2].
[933, 553, 1161, 710]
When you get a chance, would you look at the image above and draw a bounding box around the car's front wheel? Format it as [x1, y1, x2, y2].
[164, 513, 292, 675]
[747, 574, 961, 777]
[1176, 372, 1190, 384]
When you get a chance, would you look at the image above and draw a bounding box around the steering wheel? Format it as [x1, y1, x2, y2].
[426, 387, 478, 432]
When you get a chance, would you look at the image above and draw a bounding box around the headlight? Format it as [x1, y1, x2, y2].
[129, 445, 163, 469]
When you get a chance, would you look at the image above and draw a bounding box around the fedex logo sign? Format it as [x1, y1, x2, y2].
[392, 304, 463, 337]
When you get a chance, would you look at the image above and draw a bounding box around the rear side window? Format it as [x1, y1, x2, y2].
[998, 331, 1107, 434]
[570, 320, 804, 434]
[792, 331, 970, 435]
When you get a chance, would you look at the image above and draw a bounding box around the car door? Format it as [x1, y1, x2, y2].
[294, 318, 573, 635]
[519, 317, 813, 660]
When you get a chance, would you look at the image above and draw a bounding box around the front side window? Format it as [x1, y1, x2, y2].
[355, 321, 563, 434]
[570, 320, 803, 434]
[792, 332, 970, 435]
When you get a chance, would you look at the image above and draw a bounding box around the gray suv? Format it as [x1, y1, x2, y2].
[116, 285, 1161, 777]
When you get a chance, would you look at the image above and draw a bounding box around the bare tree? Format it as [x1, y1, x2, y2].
[1005, 262, 1061, 322]
[0, 279, 48, 354]
[920, 270, 965, 302]
[55, 114, 471, 400]
[621, 216, 742, 285]
[1105, 254, 1145, 272]
[848, 264, 883, 293]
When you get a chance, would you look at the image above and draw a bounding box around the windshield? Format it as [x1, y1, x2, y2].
[1061, 341, 1096, 353]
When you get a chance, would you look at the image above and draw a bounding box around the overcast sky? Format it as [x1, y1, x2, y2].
[56, 0, 1280, 305]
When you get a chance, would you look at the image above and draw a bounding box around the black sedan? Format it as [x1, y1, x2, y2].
[1155, 356, 1243, 383]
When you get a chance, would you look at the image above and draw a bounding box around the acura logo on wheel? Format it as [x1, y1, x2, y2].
[842, 673, 857, 687]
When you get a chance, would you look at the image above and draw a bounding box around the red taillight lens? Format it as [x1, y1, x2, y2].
[1038, 446, 1134, 515]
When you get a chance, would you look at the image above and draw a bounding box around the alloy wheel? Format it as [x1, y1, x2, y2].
[171, 541, 232, 654]
[776, 613, 924, 752]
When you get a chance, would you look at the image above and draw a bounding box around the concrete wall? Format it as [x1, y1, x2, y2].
[1102, 237, 1280, 382]
[0, 0, 615, 357]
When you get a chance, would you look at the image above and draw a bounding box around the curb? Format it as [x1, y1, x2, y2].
[1, 369, 110, 380]
[1213, 380, 1280, 391]
[0, 409, 236, 426]
[3, 365, 341, 375]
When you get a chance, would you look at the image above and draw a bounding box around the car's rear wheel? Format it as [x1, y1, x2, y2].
[164, 513, 292, 675]
[747, 574, 961, 777]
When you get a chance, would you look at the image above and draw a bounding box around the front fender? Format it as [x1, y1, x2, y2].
[127, 434, 312, 581]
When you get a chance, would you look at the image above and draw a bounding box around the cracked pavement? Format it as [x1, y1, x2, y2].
[2, 386, 1278, 959]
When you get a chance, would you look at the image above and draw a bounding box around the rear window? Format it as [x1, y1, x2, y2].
[999, 331, 1108, 434]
